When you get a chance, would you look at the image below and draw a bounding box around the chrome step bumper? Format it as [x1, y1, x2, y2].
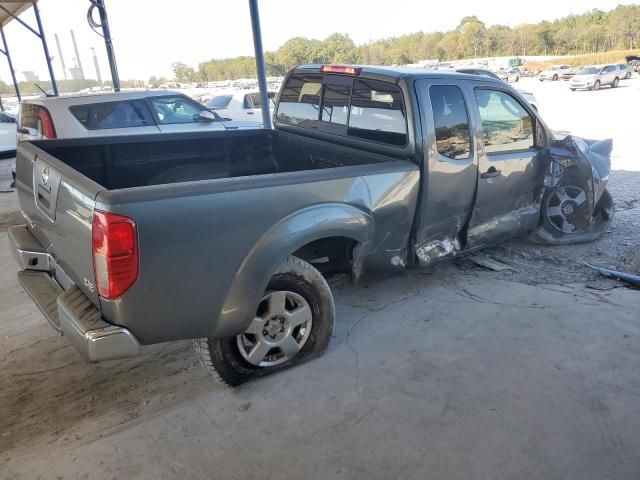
[10, 225, 141, 362]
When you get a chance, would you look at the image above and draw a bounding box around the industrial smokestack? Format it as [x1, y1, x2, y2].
[91, 47, 102, 83]
[70, 29, 85, 80]
[54, 33, 68, 80]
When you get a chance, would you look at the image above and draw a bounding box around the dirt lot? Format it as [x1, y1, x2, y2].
[1, 77, 639, 480]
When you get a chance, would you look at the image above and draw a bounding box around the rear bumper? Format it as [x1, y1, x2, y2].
[9, 225, 141, 361]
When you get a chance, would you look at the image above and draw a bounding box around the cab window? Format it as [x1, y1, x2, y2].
[150, 96, 204, 124]
[348, 79, 407, 146]
[276, 75, 322, 128]
[474, 89, 534, 153]
[429, 85, 471, 160]
[70, 101, 152, 130]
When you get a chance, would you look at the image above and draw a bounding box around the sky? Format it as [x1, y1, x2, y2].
[0, 0, 636, 84]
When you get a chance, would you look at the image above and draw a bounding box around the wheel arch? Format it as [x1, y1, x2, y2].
[212, 203, 373, 338]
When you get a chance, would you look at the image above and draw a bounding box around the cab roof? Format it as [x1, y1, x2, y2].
[291, 64, 505, 85]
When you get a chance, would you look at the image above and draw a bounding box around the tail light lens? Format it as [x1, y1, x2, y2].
[37, 106, 56, 139]
[92, 210, 138, 299]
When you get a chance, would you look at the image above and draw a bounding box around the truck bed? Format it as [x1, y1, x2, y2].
[16, 128, 421, 346]
[33, 129, 399, 190]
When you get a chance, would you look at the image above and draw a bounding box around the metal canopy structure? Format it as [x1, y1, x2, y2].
[0, 0, 272, 129]
[0, 0, 58, 100]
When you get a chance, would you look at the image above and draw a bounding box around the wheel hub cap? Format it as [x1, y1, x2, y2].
[237, 290, 313, 367]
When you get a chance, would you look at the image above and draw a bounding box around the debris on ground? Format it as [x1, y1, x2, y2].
[467, 254, 517, 272]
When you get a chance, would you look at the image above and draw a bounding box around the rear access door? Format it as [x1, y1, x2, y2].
[464, 85, 548, 249]
[412, 79, 478, 265]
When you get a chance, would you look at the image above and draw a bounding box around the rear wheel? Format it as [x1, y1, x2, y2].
[195, 256, 335, 386]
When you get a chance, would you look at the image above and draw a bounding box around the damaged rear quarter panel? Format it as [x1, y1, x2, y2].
[98, 161, 420, 342]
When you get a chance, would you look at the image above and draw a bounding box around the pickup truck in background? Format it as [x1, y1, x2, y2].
[10, 65, 613, 386]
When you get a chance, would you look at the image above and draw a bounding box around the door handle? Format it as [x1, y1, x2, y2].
[481, 167, 501, 179]
[247, 111, 254, 115]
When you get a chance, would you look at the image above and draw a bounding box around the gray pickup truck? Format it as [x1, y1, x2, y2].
[10, 65, 613, 385]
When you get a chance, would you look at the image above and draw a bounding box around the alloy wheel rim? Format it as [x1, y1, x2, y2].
[545, 186, 589, 234]
[237, 290, 313, 367]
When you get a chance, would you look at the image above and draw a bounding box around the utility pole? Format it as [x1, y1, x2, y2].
[54, 33, 68, 80]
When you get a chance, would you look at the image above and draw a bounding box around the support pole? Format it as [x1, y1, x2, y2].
[248, 0, 271, 129]
[0, 28, 20, 101]
[32, 1, 58, 95]
[92, 0, 120, 91]
[54, 33, 68, 79]
[70, 30, 85, 79]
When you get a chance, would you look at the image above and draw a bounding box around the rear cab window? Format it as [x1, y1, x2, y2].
[429, 85, 471, 159]
[69, 100, 153, 130]
[276, 73, 407, 147]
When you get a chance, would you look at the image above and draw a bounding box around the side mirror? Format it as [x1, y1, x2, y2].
[198, 110, 216, 122]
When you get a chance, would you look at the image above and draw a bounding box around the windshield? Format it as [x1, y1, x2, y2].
[577, 67, 599, 75]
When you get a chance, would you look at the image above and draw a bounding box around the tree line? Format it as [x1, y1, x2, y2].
[171, 4, 640, 82]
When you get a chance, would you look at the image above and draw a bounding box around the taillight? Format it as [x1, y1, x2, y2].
[37, 106, 56, 139]
[320, 65, 362, 75]
[92, 210, 138, 300]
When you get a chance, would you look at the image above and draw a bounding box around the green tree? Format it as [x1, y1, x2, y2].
[171, 62, 195, 83]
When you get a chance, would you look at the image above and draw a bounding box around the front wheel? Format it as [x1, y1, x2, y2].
[593, 80, 601, 91]
[553, 74, 559, 81]
[612, 77, 619, 88]
[529, 188, 614, 245]
[195, 256, 335, 386]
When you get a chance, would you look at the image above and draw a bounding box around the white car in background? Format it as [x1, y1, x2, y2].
[17, 90, 259, 141]
[206, 90, 277, 122]
[0, 111, 17, 152]
[538, 65, 571, 81]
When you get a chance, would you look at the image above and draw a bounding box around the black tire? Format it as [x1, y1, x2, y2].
[529, 188, 614, 245]
[553, 74, 558, 81]
[612, 77, 619, 88]
[195, 256, 335, 386]
[539, 78, 544, 82]
[593, 80, 601, 91]
[626, 72, 631, 80]
[570, 88, 576, 91]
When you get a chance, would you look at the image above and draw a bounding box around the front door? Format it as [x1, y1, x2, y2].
[465, 87, 548, 249]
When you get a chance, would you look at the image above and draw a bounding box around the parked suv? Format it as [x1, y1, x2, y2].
[17, 90, 259, 141]
[569, 65, 620, 91]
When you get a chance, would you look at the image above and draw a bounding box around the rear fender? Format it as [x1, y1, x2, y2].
[212, 203, 373, 338]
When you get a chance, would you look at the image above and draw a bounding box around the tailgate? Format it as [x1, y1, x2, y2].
[15, 141, 103, 306]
